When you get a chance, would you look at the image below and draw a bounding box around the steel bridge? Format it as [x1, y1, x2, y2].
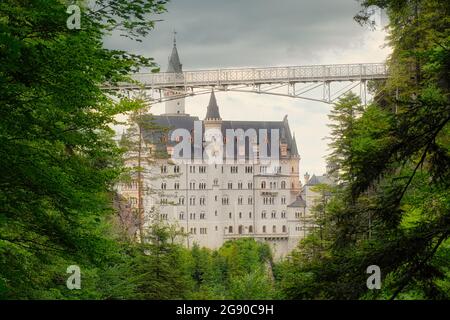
[109, 63, 388, 104]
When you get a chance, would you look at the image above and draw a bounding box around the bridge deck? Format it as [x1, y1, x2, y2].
[119, 63, 388, 90]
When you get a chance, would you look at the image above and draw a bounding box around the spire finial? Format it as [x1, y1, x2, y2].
[173, 30, 177, 46]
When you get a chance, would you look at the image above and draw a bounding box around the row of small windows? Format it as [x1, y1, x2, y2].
[160, 165, 295, 175]
[260, 181, 289, 189]
[187, 227, 208, 235]
[165, 210, 300, 221]
[166, 181, 290, 190]
[161, 181, 256, 190]
[261, 211, 287, 219]
[168, 195, 290, 207]
[227, 225, 288, 234]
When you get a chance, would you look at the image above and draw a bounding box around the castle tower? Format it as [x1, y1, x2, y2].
[204, 89, 222, 129]
[164, 34, 186, 115]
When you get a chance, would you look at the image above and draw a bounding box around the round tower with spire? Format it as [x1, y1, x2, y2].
[164, 32, 186, 115]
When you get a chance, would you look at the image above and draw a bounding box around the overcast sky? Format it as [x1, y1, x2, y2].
[105, 0, 390, 182]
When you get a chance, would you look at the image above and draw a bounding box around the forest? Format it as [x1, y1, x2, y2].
[0, 0, 449, 300]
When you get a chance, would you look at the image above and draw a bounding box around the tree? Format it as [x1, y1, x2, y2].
[278, 0, 450, 300]
[0, 0, 167, 298]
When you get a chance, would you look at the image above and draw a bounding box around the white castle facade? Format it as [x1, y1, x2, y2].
[117, 41, 326, 259]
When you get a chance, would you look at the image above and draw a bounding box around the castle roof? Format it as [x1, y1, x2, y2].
[140, 114, 300, 159]
[205, 90, 221, 120]
[287, 194, 306, 208]
[305, 174, 333, 186]
[167, 41, 182, 73]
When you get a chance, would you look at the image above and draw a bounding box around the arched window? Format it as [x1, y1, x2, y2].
[273, 225, 276, 233]
[261, 181, 266, 189]
[229, 226, 233, 233]
[262, 226, 266, 233]
[238, 225, 243, 234]
[249, 225, 253, 233]
[281, 181, 286, 189]
[282, 225, 287, 233]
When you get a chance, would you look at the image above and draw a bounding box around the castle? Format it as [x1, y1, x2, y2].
[117, 40, 328, 259]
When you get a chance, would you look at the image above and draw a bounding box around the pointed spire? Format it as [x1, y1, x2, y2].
[291, 131, 299, 156]
[167, 32, 182, 73]
[205, 89, 221, 120]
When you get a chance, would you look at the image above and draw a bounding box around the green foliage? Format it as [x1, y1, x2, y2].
[277, 0, 450, 300]
[0, 0, 165, 299]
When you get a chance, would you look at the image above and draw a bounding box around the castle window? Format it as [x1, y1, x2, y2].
[281, 211, 286, 218]
[200, 228, 207, 235]
[239, 212, 242, 219]
[249, 225, 253, 233]
[161, 165, 167, 173]
[229, 212, 232, 219]
[262, 226, 266, 233]
[248, 196, 253, 205]
[261, 211, 267, 219]
[281, 196, 286, 204]
[174, 165, 180, 173]
[238, 196, 243, 205]
[179, 212, 184, 220]
[282, 225, 287, 233]
[271, 211, 276, 219]
[200, 212, 206, 220]
[190, 213, 196, 220]
[229, 226, 233, 234]
[222, 196, 229, 205]
[295, 211, 300, 219]
[238, 225, 243, 234]
[179, 197, 185, 205]
[273, 225, 276, 233]
[248, 182, 253, 189]
[174, 182, 180, 190]
[213, 178, 219, 186]
[161, 182, 167, 190]
[190, 196, 196, 205]
[249, 212, 252, 219]
[238, 182, 243, 189]
[228, 182, 233, 189]
[261, 181, 266, 189]
[281, 181, 286, 189]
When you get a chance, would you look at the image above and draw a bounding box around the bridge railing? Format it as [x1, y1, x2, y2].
[128, 63, 388, 89]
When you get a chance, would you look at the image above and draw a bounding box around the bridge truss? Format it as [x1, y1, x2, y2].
[109, 63, 388, 105]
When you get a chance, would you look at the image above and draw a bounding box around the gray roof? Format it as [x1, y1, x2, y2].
[167, 44, 182, 73]
[139, 96, 300, 159]
[287, 195, 307, 208]
[291, 133, 298, 156]
[205, 90, 221, 120]
[305, 174, 333, 186]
